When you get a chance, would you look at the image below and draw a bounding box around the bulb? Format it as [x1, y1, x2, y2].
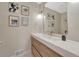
[37, 14, 43, 19]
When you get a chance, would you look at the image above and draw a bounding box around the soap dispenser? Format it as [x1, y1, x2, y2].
[62, 30, 67, 41]
[62, 34, 66, 41]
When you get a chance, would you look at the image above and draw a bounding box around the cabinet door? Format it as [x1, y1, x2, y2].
[32, 46, 41, 57]
[32, 37, 62, 57]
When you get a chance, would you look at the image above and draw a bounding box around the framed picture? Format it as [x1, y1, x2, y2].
[21, 5, 29, 16]
[47, 13, 51, 20]
[51, 22, 55, 27]
[8, 15, 19, 27]
[21, 16, 29, 26]
[8, 2, 19, 13]
[51, 15, 55, 20]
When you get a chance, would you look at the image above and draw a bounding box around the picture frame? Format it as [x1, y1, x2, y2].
[8, 2, 19, 13]
[47, 13, 51, 20]
[51, 22, 55, 27]
[51, 15, 55, 20]
[21, 16, 29, 26]
[47, 13, 55, 20]
[8, 15, 19, 27]
[21, 5, 29, 16]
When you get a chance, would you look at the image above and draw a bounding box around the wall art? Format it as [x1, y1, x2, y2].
[51, 15, 55, 20]
[8, 15, 19, 27]
[47, 13, 51, 20]
[47, 13, 55, 20]
[51, 22, 54, 27]
[9, 2, 19, 12]
[21, 5, 29, 16]
[21, 16, 29, 26]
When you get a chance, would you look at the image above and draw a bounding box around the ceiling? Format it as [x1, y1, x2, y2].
[35, 2, 42, 4]
[35, 2, 67, 14]
[45, 2, 67, 14]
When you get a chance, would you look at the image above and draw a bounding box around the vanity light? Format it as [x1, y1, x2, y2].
[37, 14, 43, 19]
[37, 3, 44, 19]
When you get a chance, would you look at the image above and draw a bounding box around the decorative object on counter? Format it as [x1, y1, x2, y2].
[21, 5, 29, 16]
[62, 35, 66, 41]
[9, 2, 19, 12]
[8, 15, 19, 27]
[21, 16, 29, 26]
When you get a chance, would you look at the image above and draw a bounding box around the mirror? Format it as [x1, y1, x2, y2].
[42, 2, 68, 36]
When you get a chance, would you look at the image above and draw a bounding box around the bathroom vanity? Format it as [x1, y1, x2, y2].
[32, 36, 62, 57]
[31, 33, 79, 57]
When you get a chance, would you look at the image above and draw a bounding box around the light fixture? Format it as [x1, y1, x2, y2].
[37, 3, 43, 19]
[37, 14, 43, 19]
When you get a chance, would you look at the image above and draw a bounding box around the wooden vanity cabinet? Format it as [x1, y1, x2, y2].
[31, 37, 62, 57]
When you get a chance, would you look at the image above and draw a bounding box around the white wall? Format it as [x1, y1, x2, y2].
[0, 2, 41, 56]
[67, 3, 79, 42]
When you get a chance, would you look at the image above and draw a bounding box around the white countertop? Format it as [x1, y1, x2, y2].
[32, 33, 79, 57]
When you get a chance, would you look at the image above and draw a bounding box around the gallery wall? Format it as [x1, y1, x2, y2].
[0, 2, 41, 56]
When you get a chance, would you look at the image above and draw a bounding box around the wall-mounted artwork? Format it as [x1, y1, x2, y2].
[21, 16, 29, 26]
[51, 15, 55, 20]
[46, 12, 55, 34]
[8, 15, 19, 27]
[65, 19, 67, 22]
[47, 13, 55, 20]
[47, 13, 51, 18]
[21, 5, 29, 16]
[51, 22, 54, 27]
[9, 2, 19, 12]
[47, 13, 51, 20]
